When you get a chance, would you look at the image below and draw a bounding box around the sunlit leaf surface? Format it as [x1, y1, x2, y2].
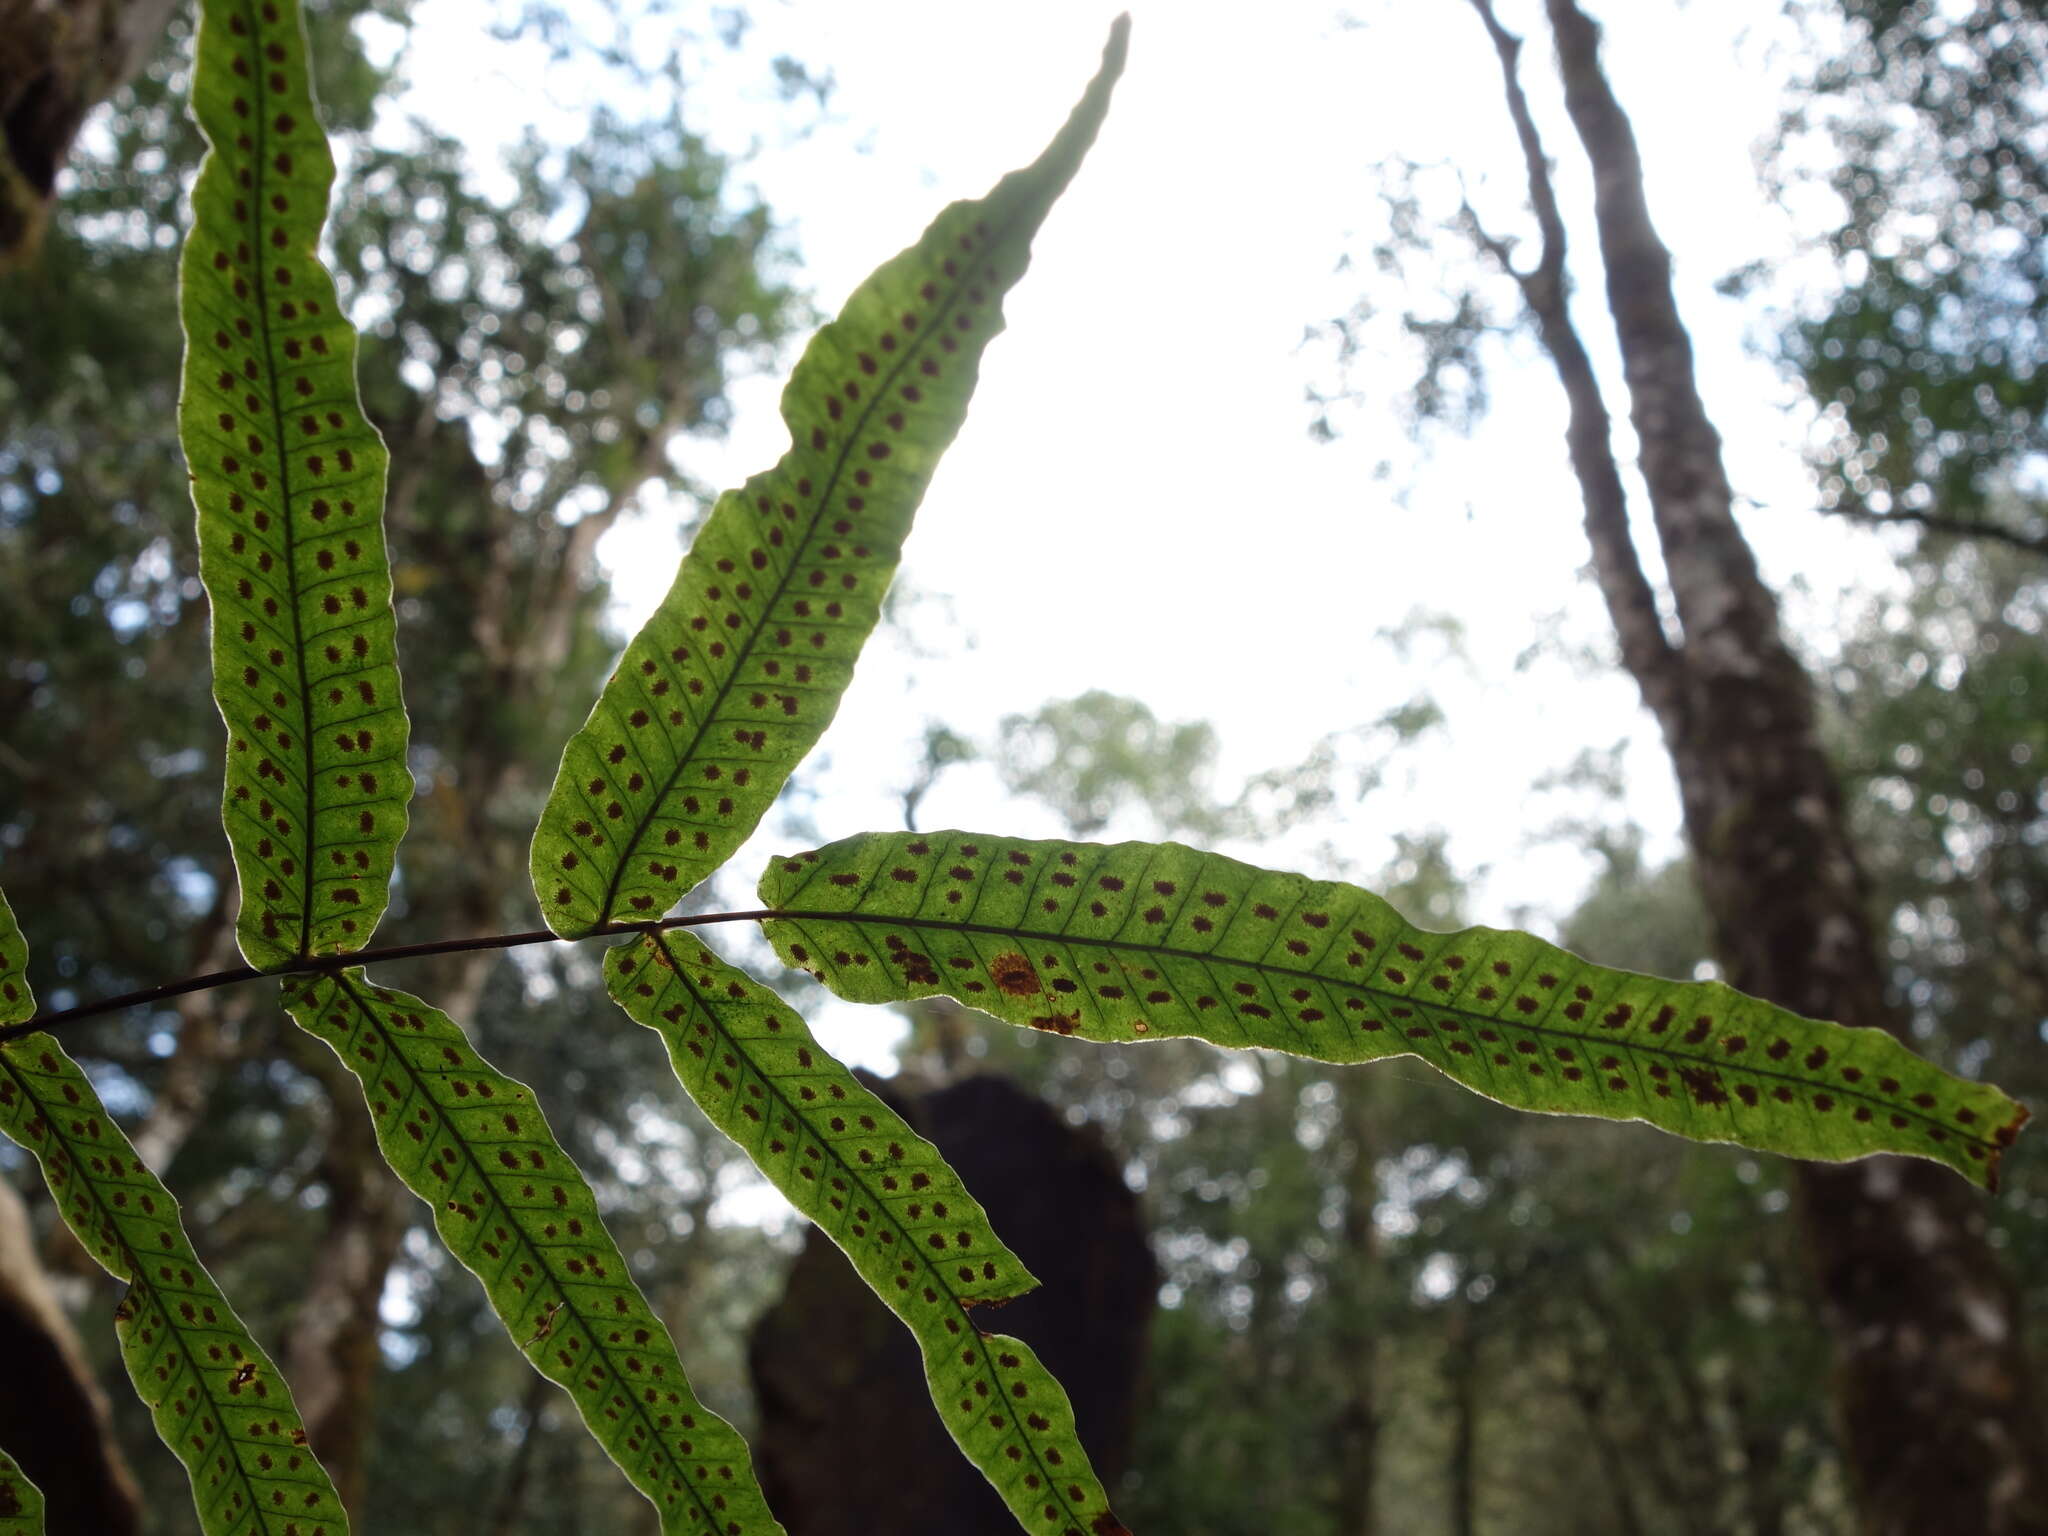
[0, 891, 349, 1535]
[759, 832, 2028, 1189]
[281, 970, 783, 1535]
[530, 18, 1128, 936]
[0, 1446, 44, 1536]
[179, 0, 411, 967]
[607, 934, 1127, 1536]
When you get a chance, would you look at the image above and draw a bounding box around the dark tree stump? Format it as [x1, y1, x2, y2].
[749, 1072, 1154, 1534]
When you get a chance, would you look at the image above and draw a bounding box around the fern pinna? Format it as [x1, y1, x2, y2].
[0, 1, 2026, 1532]
[0, 1446, 43, 1536]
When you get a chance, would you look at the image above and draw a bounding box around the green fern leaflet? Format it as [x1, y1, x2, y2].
[280, 971, 782, 1535]
[0, 1447, 42, 1536]
[0, 892, 349, 1535]
[0, 892, 27, 1032]
[757, 832, 2029, 1189]
[530, 18, 1128, 937]
[606, 934, 1128, 1536]
[179, 0, 412, 968]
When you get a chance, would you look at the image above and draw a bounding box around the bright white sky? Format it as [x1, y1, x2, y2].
[378, 0, 1906, 1072]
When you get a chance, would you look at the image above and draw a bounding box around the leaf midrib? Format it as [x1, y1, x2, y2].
[325, 973, 736, 1536]
[233, 1, 319, 962]
[649, 934, 1094, 1529]
[763, 906, 1994, 1155]
[590, 197, 1033, 929]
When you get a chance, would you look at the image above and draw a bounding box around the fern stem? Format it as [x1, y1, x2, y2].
[0, 911, 781, 1045]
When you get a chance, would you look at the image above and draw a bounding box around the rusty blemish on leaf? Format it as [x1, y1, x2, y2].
[990, 951, 1042, 996]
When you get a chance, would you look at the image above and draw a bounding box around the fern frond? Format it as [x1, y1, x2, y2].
[530, 18, 1128, 937]
[280, 971, 784, 1535]
[757, 832, 2030, 1189]
[179, 0, 412, 968]
[606, 934, 1127, 1536]
[0, 891, 350, 1535]
[0, 1447, 44, 1536]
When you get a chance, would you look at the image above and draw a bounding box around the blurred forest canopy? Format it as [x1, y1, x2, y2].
[0, 1, 2045, 1534]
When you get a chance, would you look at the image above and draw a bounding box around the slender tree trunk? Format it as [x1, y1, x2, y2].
[127, 898, 248, 1173]
[1444, 1304, 1478, 1536]
[280, 1036, 409, 1520]
[1562, 1335, 1646, 1536]
[1576, 1275, 1716, 1533]
[0, 0, 178, 259]
[484, 1370, 555, 1536]
[1328, 1078, 1380, 1535]
[1726, 1379, 1786, 1536]
[0, 1176, 142, 1536]
[1458, 3, 2048, 1531]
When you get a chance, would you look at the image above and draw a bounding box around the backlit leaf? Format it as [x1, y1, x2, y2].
[0, 891, 27, 1032]
[606, 933, 1128, 1536]
[530, 18, 1128, 937]
[758, 832, 2030, 1189]
[0, 891, 349, 1535]
[0, 1447, 43, 1536]
[179, 0, 412, 968]
[279, 970, 782, 1536]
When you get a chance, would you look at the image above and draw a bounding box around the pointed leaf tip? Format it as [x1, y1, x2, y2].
[758, 831, 2027, 1190]
[528, 30, 1127, 937]
[1107, 13, 1132, 68]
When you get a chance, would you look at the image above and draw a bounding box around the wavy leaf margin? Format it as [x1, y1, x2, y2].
[0, 889, 349, 1535]
[279, 969, 783, 1536]
[0, 1447, 43, 1536]
[179, 0, 412, 968]
[606, 933, 1128, 1536]
[529, 17, 1128, 937]
[756, 831, 2028, 1189]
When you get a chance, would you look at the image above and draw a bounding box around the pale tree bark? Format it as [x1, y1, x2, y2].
[127, 900, 254, 1172]
[0, 1175, 142, 1536]
[279, 1036, 412, 1520]
[1459, 2, 2048, 1531]
[0, 0, 177, 260]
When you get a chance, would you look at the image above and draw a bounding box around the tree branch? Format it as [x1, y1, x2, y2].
[1464, 0, 1687, 731]
[1542, 0, 1800, 691]
[1819, 501, 2048, 560]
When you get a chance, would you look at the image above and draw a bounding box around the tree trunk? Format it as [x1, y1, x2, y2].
[1327, 1078, 1380, 1536]
[1726, 1378, 1786, 1536]
[1444, 1304, 1477, 1536]
[1562, 1334, 1646, 1536]
[749, 1073, 1154, 1536]
[0, 0, 178, 260]
[0, 1175, 142, 1536]
[280, 1036, 410, 1521]
[483, 1370, 555, 1536]
[1460, 3, 2048, 1531]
